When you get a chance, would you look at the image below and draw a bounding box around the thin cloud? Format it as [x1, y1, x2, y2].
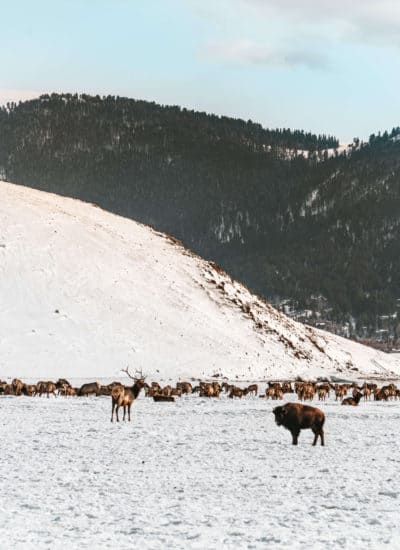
[238, 1, 400, 47]
[204, 39, 327, 69]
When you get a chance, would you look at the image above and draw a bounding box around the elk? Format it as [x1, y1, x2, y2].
[229, 386, 244, 399]
[335, 386, 347, 401]
[36, 381, 57, 397]
[11, 379, 24, 396]
[3, 384, 14, 395]
[177, 382, 192, 394]
[298, 384, 315, 402]
[244, 384, 258, 396]
[199, 382, 220, 397]
[111, 367, 146, 422]
[161, 385, 173, 397]
[374, 388, 389, 401]
[265, 387, 276, 399]
[342, 392, 363, 406]
[317, 388, 327, 401]
[274, 388, 284, 400]
[282, 382, 294, 394]
[362, 386, 372, 401]
[153, 395, 175, 402]
[22, 384, 37, 396]
[316, 383, 331, 398]
[222, 382, 233, 393]
[56, 378, 71, 391]
[78, 382, 100, 397]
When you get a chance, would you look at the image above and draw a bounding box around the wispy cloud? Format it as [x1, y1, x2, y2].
[204, 39, 327, 69]
[237, 1, 400, 47]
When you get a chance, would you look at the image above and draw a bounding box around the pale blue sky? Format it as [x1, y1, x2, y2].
[2, 0, 400, 141]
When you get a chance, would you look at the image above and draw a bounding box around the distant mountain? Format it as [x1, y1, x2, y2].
[0, 93, 399, 341]
[1, 180, 399, 379]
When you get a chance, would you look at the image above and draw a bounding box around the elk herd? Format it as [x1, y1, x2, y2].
[1, 372, 399, 430]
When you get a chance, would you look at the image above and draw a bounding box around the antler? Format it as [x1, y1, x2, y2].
[121, 365, 146, 381]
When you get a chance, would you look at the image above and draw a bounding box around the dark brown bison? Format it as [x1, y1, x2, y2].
[272, 403, 325, 446]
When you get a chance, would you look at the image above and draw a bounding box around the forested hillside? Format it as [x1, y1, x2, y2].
[1, 93, 399, 341]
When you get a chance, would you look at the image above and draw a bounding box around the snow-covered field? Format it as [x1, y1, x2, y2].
[0, 392, 399, 549]
[1, 180, 400, 548]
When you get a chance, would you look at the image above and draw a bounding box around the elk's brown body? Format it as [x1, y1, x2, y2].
[342, 392, 363, 406]
[111, 368, 146, 422]
[78, 382, 100, 397]
[244, 384, 258, 396]
[35, 381, 57, 397]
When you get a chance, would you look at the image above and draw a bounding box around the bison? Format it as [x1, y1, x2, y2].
[272, 402, 325, 446]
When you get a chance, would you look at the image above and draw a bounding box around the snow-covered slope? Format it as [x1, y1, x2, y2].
[1, 180, 399, 380]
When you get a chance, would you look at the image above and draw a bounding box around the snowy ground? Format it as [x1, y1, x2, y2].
[1, 392, 399, 549]
[1, 179, 400, 382]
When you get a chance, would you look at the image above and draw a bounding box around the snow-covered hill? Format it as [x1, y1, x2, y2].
[1, 180, 399, 381]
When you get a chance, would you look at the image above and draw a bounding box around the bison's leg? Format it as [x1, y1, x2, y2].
[312, 428, 318, 446]
[312, 426, 325, 446]
[291, 430, 300, 445]
[111, 399, 115, 422]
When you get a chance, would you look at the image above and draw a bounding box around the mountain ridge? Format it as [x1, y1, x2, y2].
[1, 93, 399, 341]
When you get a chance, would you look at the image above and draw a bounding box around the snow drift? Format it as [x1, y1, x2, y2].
[0, 180, 399, 380]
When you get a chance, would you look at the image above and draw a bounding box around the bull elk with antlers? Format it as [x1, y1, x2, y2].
[111, 367, 146, 422]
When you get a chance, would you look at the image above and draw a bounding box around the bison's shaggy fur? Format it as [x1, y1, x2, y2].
[272, 402, 325, 446]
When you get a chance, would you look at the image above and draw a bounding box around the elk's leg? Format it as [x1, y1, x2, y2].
[123, 405, 126, 421]
[111, 399, 115, 422]
[115, 405, 120, 422]
[128, 403, 131, 421]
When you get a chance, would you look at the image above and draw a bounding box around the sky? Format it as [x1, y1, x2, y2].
[1, 0, 400, 142]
